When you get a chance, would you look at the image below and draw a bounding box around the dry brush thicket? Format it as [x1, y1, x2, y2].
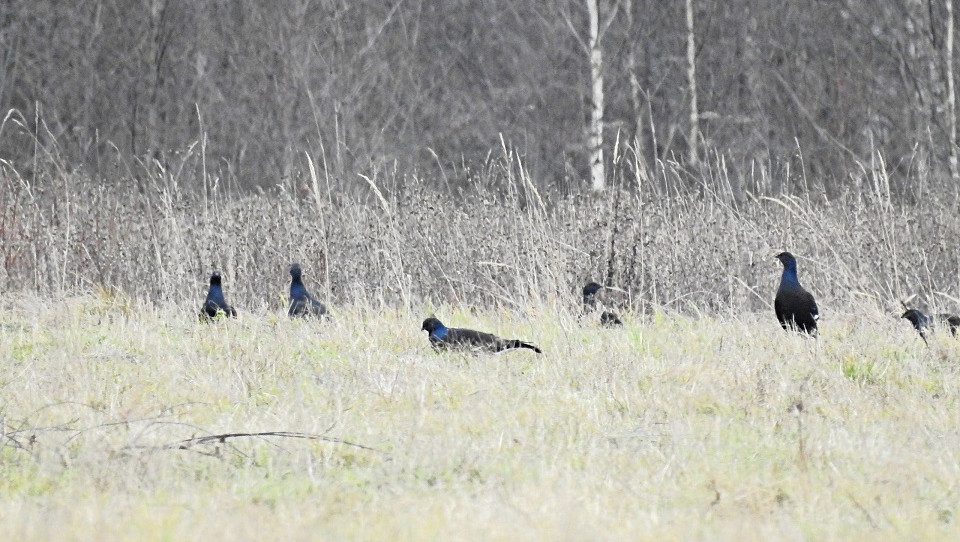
[0, 152, 958, 318]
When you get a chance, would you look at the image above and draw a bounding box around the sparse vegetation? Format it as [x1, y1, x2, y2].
[5, 1, 960, 536]
[1, 294, 959, 540]
[2, 142, 960, 317]
[2, 145, 960, 539]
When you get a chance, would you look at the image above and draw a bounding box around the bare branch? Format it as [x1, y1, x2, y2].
[560, 5, 589, 54]
[172, 431, 387, 454]
[771, 70, 859, 161]
[600, 0, 622, 38]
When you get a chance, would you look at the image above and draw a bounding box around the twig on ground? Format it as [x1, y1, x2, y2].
[172, 431, 386, 454]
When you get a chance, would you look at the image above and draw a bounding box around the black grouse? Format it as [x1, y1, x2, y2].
[421, 317, 542, 354]
[774, 252, 819, 334]
[582, 282, 623, 327]
[288, 263, 329, 318]
[199, 270, 237, 321]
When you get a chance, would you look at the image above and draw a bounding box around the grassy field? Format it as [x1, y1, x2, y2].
[3, 149, 960, 539]
[2, 292, 959, 541]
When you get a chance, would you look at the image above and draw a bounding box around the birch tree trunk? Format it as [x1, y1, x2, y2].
[685, 0, 700, 168]
[587, 0, 606, 191]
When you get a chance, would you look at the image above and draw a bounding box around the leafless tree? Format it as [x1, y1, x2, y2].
[946, 0, 958, 180]
[2, 0, 960, 194]
[684, 0, 699, 169]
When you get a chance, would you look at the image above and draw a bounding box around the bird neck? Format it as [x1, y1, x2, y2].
[781, 266, 800, 285]
[207, 285, 227, 307]
[290, 286, 308, 303]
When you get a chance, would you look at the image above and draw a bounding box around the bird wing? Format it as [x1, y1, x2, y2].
[309, 295, 328, 315]
[200, 299, 235, 320]
[434, 327, 541, 354]
[775, 285, 819, 330]
[773, 297, 789, 328]
[804, 290, 819, 319]
[445, 327, 501, 350]
[288, 298, 304, 316]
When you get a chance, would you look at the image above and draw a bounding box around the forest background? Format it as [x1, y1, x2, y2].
[1, 1, 959, 311]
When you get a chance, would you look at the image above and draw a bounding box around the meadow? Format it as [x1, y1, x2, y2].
[2, 152, 960, 540]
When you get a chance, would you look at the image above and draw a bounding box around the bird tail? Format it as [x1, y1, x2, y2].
[502, 340, 542, 354]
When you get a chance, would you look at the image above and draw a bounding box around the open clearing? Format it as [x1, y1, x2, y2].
[2, 295, 959, 540]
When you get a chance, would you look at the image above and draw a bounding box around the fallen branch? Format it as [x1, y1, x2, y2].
[172, 431, 386, 454]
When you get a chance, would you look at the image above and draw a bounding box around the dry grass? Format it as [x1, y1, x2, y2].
[0, 294, 959, 540]
[2, 151, 960, 539]
[1, 153, 960, 318]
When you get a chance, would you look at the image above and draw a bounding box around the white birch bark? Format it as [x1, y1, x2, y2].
[587, 0, 606, 191]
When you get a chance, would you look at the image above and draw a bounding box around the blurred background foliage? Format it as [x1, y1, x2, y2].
[2, 0, 956, 195]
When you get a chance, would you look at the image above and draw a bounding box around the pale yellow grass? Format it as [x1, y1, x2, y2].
[1, 294, 959, 541]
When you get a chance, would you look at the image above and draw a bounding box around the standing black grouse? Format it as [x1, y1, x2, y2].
[199, 270, 237, 321]
[288, 263, 329, 318]
[421, 317, 542, 354]
[774, 252, 819, 334]
[582, 282, 623, 327]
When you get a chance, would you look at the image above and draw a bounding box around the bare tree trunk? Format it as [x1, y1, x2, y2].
[685, 0, 699, 168]
[947, 0, 958, 180]
[624, 0, 648, 169]
[143, 0, 171, 160]
[587, 0, 606, 191]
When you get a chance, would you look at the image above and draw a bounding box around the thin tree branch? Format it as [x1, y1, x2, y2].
[172, 431, 387, 454]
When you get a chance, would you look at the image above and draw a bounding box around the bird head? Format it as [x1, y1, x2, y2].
[582, 282, 603, 305]
[421, 317, 445, 334]
[290, 263, 303, 280]
[901, 309, 929, 329]
[209, 270, 223, 286]
[775, 251, 798, 271]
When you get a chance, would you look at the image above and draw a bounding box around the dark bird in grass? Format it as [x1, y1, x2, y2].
[421, 317, 542, 354]
[901, 309, 960, 345]
[582, 282, 623, 327]
[288, 263, 329, 318]
[199, 270, 236, 321]
[902, 309, 932, 344]
[774, 252, 819, 334]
